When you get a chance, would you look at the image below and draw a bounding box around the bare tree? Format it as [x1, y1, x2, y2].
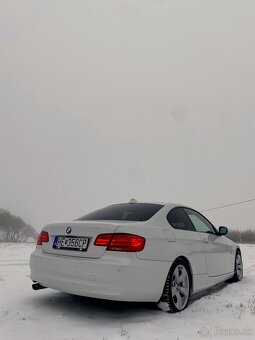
[0, 209, 37, 242]
[227, 229, 255, 243]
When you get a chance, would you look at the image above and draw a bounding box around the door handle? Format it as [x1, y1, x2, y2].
[202, 238, 209, 244]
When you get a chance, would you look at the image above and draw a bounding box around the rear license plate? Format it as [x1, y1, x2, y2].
[53, 236, 89, 251]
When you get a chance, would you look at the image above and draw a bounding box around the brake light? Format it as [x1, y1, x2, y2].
[94, 233, 113, 246]
[37, 231, 49, 245]
[108, 233, 145, 252]
[94, 233, 145, 252]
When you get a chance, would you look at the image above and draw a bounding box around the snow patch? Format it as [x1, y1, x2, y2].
[0, 243, 254, 340]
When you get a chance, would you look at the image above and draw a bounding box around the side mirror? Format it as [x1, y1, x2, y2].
[219, 226, 228, 236]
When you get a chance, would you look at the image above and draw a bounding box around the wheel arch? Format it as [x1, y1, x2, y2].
[158, 255, 194, 311]
[172, 256, 194, 294]
[236, 246, 241, 254]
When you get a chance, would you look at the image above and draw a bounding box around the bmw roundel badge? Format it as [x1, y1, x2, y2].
[66, 227, 72, 234]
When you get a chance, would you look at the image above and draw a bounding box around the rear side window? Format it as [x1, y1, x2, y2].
[184, 208, 216, 234]
[77, 203, 163, 222]
[167, 207, 195, 231]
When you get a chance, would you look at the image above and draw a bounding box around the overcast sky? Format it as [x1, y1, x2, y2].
[0, 0, 254, 231]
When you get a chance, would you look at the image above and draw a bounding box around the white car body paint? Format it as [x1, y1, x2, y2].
[30, 202, 238, 302]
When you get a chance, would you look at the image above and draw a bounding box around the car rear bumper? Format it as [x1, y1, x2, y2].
[30, 246, 170, 302]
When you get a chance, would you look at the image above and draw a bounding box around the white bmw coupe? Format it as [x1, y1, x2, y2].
[30, 202, 243, 313]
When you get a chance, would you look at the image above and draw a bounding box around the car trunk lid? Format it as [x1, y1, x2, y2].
[42, 221, 119, 259]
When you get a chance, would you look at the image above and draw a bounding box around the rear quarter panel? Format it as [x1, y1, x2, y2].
[116, 207, 207, 276]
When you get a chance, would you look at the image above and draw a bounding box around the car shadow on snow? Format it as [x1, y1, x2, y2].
[26, 291, 159, 323]
[25, 281, 230, 322]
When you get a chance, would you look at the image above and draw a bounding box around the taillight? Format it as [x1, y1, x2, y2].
[37, 231, 49, 245]
[94, 233, 113, 246]
[94, 233, 145, 252]
[107, 233, 145, 252]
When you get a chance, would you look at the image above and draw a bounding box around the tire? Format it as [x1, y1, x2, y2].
[157, 259, 191, 313]
[229, 249, 243, 283]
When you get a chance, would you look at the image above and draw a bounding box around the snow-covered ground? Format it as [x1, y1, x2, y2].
[0, 243, 254, 340]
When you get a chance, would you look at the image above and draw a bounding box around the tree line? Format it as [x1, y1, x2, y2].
[227, 229, 255, 243]
[0, 209, 37, 242]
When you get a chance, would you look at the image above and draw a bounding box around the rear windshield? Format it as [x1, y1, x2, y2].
[77, 203, 163, 222]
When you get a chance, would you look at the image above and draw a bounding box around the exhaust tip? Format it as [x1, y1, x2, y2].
[32, 283, 47, 291]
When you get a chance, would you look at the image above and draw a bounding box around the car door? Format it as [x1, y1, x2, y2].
[167, 207, 207, 275]
[183, 208, 233, 277]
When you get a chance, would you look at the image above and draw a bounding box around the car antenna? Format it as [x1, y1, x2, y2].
[129, 198, 138, 204]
